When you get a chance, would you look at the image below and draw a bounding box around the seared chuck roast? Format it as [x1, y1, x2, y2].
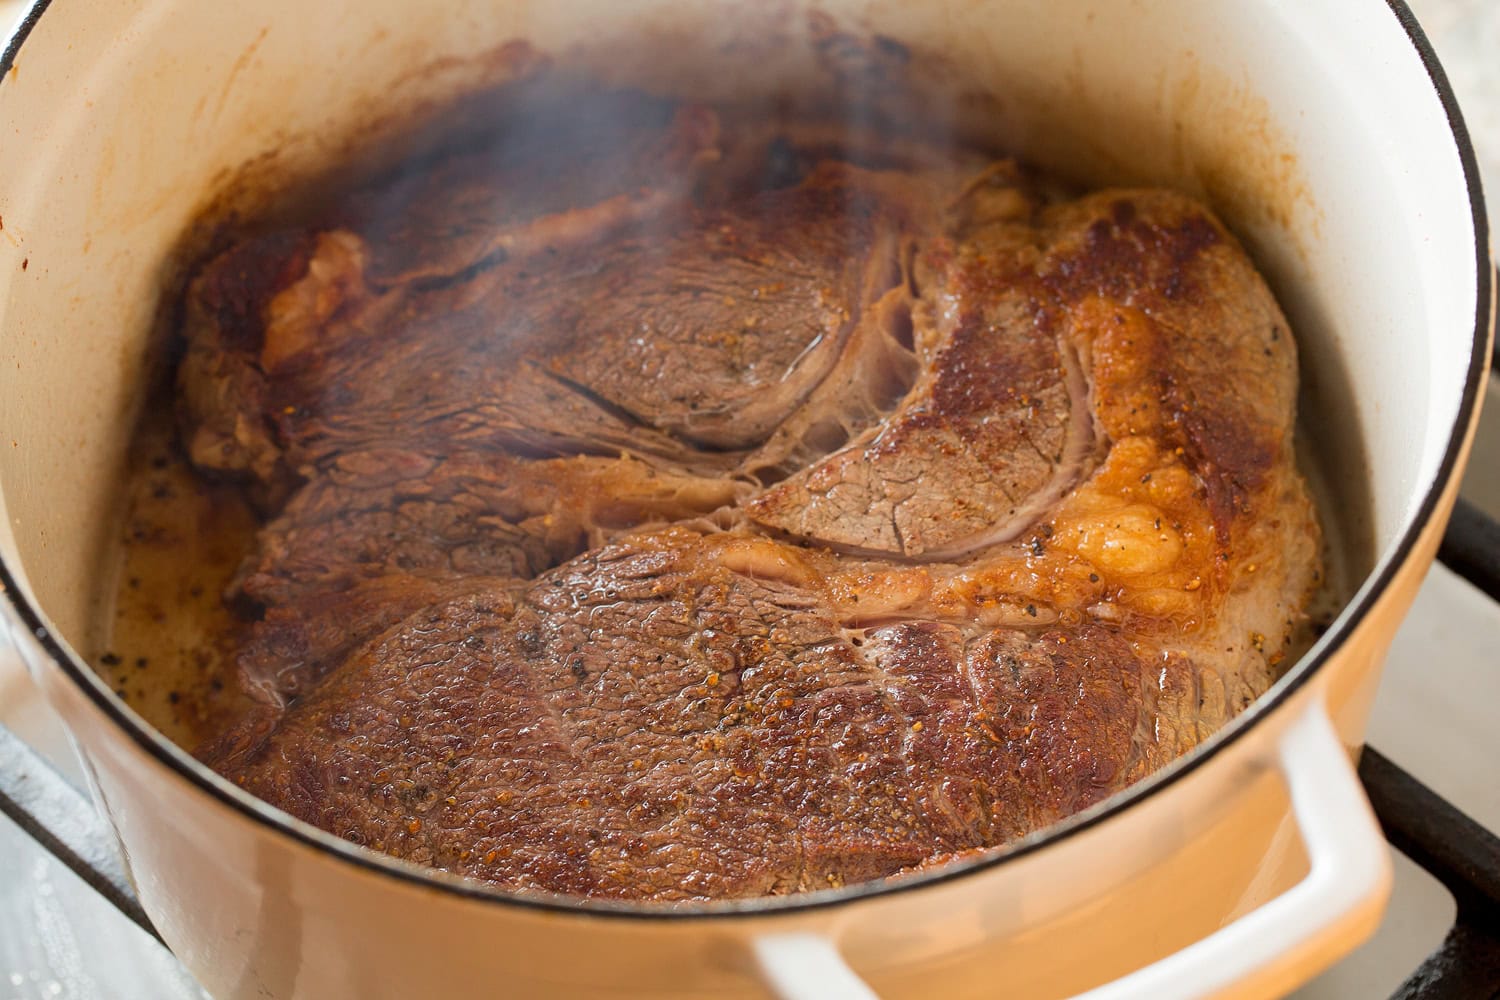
[181, 85, 1320, 901]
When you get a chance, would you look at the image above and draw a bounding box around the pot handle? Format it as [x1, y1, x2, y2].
[752, 699, 1391, 999]
[0, 719, 159, 940]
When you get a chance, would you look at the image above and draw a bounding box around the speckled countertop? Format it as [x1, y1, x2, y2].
[0, 2, 1496, 998]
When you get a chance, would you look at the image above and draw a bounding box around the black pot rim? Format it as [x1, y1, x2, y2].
[0, 0, 1491, 922]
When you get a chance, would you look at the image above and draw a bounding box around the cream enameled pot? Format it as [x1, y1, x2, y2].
[0, 1, 1491, 997]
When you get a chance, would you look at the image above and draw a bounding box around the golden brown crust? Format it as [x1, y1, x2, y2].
[173, 99, 1320, 900]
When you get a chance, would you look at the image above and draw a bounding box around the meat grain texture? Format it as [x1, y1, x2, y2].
[179, 81, 1321, 902]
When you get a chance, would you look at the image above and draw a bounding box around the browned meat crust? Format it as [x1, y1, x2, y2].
[181, 83, 1320, 902]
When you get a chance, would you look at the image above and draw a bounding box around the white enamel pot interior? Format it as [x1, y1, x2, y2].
[0, 0, 1490, 998]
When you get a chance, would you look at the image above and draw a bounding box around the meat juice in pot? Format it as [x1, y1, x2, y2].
[90, 64, 1336, 903]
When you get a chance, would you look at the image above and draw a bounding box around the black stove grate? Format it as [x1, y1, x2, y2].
[1361, 749, 1500, 1000]
[1369, 494, 1500, 1000]
[1437, 497, 1500, 604]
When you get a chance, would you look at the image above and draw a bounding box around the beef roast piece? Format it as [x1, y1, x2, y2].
[227, 572, 508, 712]
[177, 229, 323, 491]
[215, 529, 1203, 900]
[178, 83, 721, 486]
[180, 159, 919, 485]
[182, 99, 1322, 902]
[516, 161, 915, 453]
[745, 183, 1285, 561]
[229, 449, 743, 706]
[235, 448, 744, 609]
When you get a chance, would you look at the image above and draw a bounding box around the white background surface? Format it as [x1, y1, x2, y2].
[0, 1, 1496, 998]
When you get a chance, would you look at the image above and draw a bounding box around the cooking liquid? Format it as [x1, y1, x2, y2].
[100, 404, 260, 750]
